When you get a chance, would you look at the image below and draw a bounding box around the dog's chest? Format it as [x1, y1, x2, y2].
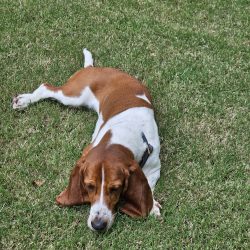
[92, 107, 159, 162]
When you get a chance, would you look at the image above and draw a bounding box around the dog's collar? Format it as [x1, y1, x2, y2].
[139, 132, 153, 168]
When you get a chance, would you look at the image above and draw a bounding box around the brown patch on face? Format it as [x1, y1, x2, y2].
[80, 140, 132, 212]
[82, 163, 103, 205]
[81, 159, 128, 212]
[79, 131, 113, 206]
[101, 163, 128, 211]
[96, 144, 153, 217]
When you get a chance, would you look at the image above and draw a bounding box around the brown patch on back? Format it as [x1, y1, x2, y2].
[98, 83, 152, 122]
[49, 67, 152, 121]
[61, 68, 96, 96]
[89, 68, 153, 122]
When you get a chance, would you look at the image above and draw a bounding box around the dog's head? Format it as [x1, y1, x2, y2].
[56, 144, 153, 231]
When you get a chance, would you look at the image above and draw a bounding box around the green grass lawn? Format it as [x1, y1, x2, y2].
[1, 0, 249, 249]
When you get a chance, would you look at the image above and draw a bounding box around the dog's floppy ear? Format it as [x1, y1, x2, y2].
[120, 161, 153, 217]
[56, 158, 89, 206]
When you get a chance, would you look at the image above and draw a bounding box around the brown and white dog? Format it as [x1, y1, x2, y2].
[12, 49, 161, 231]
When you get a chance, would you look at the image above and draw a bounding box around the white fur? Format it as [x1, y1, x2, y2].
[150, 199, 162, 217]
[87, 167, 114, 231]
[12, 84, 49, 109]
[136, 93, 151, 104]
[100, 167, 105, 204]
[91, 113, 104, 141]
[83, 48, 94, 68]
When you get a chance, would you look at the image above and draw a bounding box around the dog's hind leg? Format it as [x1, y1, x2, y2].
[12, 82, 98, 111]
[12, 49, 99, 111]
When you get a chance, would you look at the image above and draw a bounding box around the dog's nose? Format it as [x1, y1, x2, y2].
[91, 217, 107, 231]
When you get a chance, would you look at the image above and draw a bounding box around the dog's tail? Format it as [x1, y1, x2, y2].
[83, 48, 94, 68]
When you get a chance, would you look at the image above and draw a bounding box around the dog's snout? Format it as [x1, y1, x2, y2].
[91, 217, 107, 231]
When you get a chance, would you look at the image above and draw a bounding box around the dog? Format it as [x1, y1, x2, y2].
[12, 49, 161, 231]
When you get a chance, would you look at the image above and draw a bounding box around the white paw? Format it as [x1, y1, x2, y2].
[12, 94, 32, 110]
[150, 199, 162, 217]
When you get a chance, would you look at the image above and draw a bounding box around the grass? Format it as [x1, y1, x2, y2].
[1, 0, 249, 249]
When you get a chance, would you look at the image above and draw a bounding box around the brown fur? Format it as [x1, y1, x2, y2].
[45, 67, 152, 122]
[56, 131, 153, 217]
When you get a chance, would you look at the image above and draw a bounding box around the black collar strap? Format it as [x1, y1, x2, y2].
[139, 132, 153, 168]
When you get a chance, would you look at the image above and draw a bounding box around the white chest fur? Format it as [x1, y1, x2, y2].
[92, 107, 160, 162]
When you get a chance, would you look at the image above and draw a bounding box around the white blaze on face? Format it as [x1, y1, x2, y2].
[87, 166, 114, 231]
[100, 167, 104, 204]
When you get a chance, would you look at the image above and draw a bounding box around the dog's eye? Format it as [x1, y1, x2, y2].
[109, 187, 120, 193]
[86, 184, 95, 192]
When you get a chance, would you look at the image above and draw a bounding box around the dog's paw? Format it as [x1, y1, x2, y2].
[12, 94, 32, 110]
[150, 199, 162, 217]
